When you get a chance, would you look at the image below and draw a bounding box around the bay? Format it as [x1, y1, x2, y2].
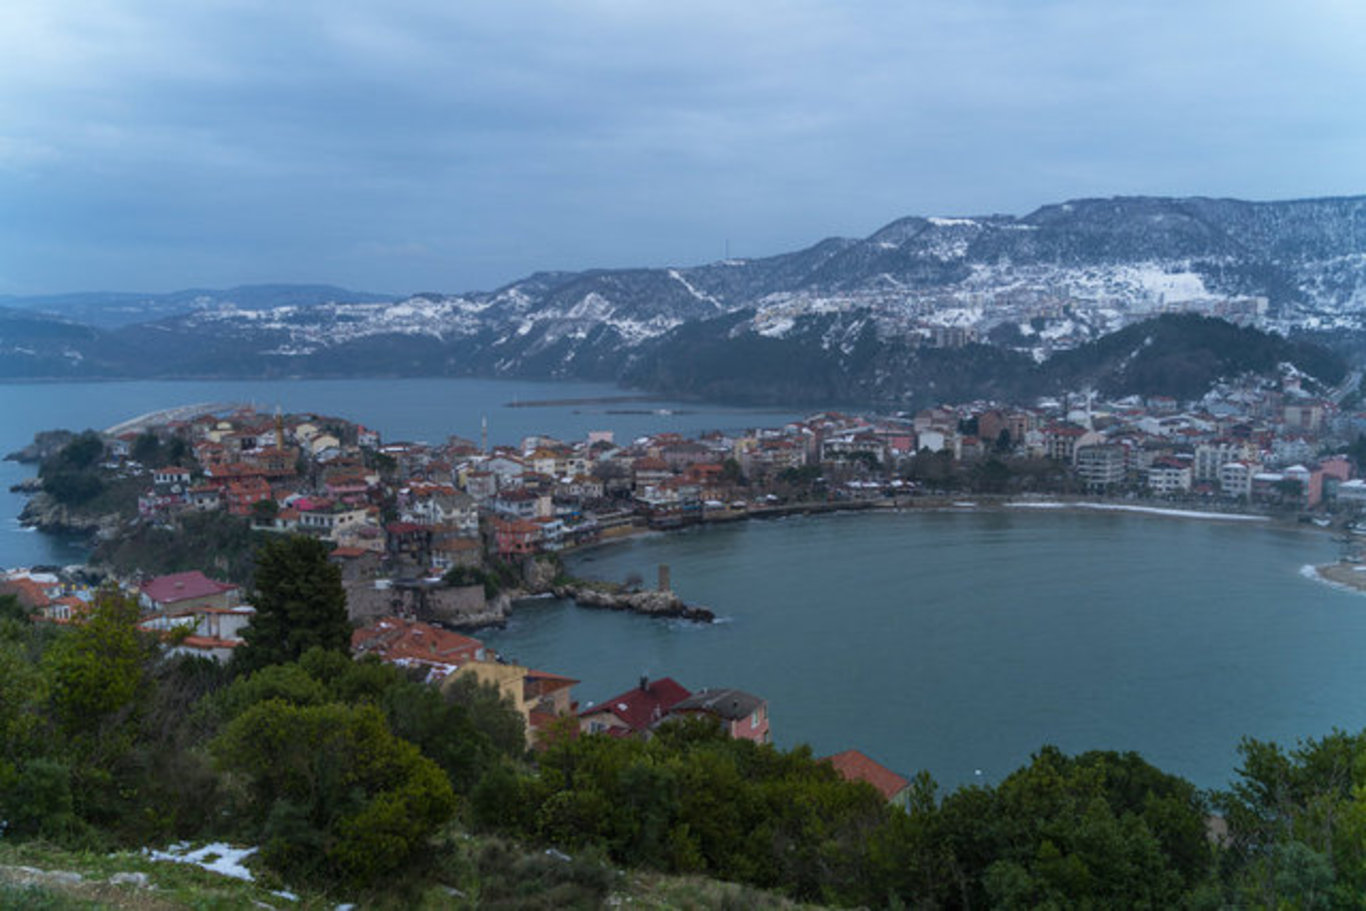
[480, 508, 1361, 791]
[2, 379, 1360, 794]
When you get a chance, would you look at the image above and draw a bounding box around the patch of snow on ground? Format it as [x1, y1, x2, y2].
[667, 269, 721, 307]
[756, 315, 795, 338]
[928, 217, 977, 227]
[922, 307, 983, 328]
[145, 842, 258, 882]
[1040, 319, 1075, 340]
[1120, 264, 1209, 301]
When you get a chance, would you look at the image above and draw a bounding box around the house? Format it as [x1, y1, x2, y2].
[1147, 458, 1193, 494]
[138, 571, 240, 614]
[0, 573, 61, 618]
[444, 660, 578, 746]
[139, 604, 256, 663]
[328, 545, 384, 581]
[578, 675, 692, 738]
[822, 749, 912, 808]
[431, 536, 483, 572]
[491, 517, 543, 557]
[225, 477, 274, 516]
[351, 616, 489, 683]
[401, 484, 478, 534]
[152, 465, 193, 490]
[667, 687, 770, 743]
[298, 502, 371, 539]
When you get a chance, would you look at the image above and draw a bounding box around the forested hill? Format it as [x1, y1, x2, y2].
[626, 313, 1348, 405]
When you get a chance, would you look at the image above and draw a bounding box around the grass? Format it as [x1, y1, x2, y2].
[0, 840, 329, 910]
[0, 832, 829, 910]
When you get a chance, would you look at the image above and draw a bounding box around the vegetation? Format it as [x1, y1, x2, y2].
[629, 312, 1347, 406]
[11, 541, 1366, 906]
[232, 535, 351, 674]
[93, 510, 264, 584]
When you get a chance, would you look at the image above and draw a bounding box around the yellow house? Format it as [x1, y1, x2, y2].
[443, 661, 578, 746]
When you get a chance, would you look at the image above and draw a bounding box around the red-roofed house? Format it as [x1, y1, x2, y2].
[351, 616, 489, 682]
[0, 575, 56, 616]
[822, 749, 912, 808]
[225, 477, 274, 516]
[579, 675, 692, 738]
[138, 571, 240, 614]
[492, 518, 542, 557]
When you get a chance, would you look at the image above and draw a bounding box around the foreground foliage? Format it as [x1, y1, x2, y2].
[7, 581, 1366, 906]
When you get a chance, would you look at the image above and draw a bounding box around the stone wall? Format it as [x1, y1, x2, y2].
[343, 580, 505, 629]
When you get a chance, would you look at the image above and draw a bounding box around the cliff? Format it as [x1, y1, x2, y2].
[18, 491, 125, 540]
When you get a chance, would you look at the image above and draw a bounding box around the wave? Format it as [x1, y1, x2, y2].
[1008, 501, 1268, 522]
[1301, 563, 1366, 597]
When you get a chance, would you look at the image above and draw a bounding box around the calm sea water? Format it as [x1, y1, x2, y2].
[1, 380, 1359, 791]
[481, 509, 1360, 791]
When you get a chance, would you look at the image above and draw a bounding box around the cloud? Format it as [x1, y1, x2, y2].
[1, 0, 1364, 294]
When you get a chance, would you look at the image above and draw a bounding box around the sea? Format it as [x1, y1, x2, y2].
[2, 378, 1361, 791]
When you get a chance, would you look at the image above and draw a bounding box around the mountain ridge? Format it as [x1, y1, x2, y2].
[2, 193, 1364, 404]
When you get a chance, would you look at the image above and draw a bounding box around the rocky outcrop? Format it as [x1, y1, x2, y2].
[553, 584, 714, 623]
[18, 492, 124, 539]
[4, 430, 75, 463]
[522, 555, 561, 591]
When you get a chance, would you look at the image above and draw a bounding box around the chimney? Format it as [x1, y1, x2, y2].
[639, 674, 649, 692]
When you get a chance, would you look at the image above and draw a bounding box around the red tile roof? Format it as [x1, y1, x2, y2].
[580, 676, 691, 734]
[139, 571, 238, 607]
[823, 749, 910, 801]
[351, 616, 486, 668]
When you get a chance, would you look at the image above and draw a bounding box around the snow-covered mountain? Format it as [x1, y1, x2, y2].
[3, 194, 1365, 401]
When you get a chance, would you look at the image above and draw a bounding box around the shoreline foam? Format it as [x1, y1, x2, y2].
[1006, 500, 1270, 522]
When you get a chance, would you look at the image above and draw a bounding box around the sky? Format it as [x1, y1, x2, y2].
[2, 1, 1365, 298]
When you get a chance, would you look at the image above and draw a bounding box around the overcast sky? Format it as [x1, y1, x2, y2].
[2, 1, 1364, 297]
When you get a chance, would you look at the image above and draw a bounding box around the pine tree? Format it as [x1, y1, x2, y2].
[234, 535, 351, 674]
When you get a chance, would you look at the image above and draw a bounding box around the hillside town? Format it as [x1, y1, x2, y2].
[5, 364, 1366, 798]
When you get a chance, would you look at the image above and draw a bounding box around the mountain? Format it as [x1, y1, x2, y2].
[1, 195, 1363, 402]
[0, 284, 395, 329]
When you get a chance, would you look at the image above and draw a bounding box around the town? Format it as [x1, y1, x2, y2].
[5, 363, 1366, 799]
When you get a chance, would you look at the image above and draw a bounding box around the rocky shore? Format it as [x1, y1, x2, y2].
[551, 583, 715, 623]
[1311, 562, 1366, 593]
[18, 491, 125, 540]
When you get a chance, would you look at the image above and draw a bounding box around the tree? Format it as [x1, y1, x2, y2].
[43, 588, 154, 744]
[131, 431, 162, 466]
[212, 700, 456, 888]
[233, 535, 351, 674]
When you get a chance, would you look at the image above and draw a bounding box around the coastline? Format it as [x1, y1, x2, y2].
[1306, 561, 1366, 595]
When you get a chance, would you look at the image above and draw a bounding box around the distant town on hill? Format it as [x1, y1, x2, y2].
[2, 193, 1365, 405]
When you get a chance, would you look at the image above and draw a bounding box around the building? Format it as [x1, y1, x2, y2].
[578, 676, 692, 738]
[444, 661, 578, 746]
[138, 571, 240, 614]
[822, 749, 912, 808]
[1218, 461, 1258, 499]
[351, 616, 489, 683]
[667, 687, 770, 744]
[1147, 458, 1192, 494]
[1074, 444, 1127, 492]
[139, 604, 256, 663]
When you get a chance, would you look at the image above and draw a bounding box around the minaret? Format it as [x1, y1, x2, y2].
[275, 405, 285, 447]
[481, 415, 488, 454]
